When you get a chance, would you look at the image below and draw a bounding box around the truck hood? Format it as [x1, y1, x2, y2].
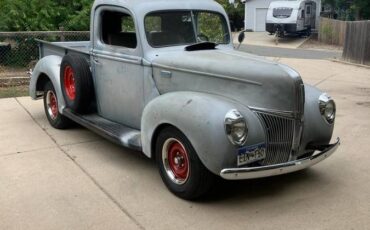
[151, 49, 304, 113]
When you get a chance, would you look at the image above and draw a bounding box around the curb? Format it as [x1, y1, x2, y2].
[329, 58, 370, 69]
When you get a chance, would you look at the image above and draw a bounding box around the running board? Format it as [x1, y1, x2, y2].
[63, 109, 142, 151]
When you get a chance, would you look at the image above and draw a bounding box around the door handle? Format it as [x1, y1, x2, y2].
[160, 70, 172, 78]
[93, 58, 101, 65]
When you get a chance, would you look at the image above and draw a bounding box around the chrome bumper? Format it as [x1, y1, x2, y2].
[220, 138, 340, 180]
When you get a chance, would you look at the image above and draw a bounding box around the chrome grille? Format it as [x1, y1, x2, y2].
[256, 112, 295, 165]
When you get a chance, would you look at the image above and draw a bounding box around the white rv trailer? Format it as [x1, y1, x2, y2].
[266, 0, 317, 36]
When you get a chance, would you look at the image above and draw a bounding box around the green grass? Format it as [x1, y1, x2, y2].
[0, 86, 29, 99]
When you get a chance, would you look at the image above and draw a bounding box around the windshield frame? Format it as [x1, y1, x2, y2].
[144, 10, 231, 48]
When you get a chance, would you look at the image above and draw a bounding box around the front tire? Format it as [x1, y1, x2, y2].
[155, 127, 215, 200]
[43, 81, 71, 129]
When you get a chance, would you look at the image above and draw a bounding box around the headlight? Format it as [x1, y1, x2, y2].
[224, 110, 248, 146]
[319, 93, 336, 124]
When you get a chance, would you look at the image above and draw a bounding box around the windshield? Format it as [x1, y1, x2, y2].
[145, 11, 230, 47]
[273, 8, 293, 18]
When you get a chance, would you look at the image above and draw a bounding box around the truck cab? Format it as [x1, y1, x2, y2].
[30, 0, 339, 200]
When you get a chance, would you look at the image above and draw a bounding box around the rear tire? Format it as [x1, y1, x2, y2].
[43, 81, 71, 129]
[60, 54, 93, 113]
[155, 126, 215, 200]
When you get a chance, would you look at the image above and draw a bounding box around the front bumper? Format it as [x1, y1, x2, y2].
[266, 23, 297, 34]
[220, 138, 340, 180]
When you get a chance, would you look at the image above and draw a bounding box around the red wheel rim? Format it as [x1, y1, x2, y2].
[46, 91, 58, 120]
[162, 138, 190, 184]
[64, 65, 76, 100]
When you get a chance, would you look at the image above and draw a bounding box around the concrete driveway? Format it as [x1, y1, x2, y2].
[239, 45, 342, 60]
[1, 59, 370, 230]
[233, 32, 342, 60]
[233, 32, 309, 49]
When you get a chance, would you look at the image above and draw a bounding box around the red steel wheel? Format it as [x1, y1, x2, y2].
[162, 138, 190, 184]
[43, 81, 72, 129]
[63, 65, 76, 101]
[46, 90, 58, 120]
[156, 127, 216, 200]
[60, 54, 94, 113]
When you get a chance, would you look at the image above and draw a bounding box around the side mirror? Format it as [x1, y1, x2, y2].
[238, 31, 245, 44]
[236, 31, 245, 49]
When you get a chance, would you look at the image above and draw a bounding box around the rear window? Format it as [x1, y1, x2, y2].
[273, 8, 293, 18]
[101, 11, 137, 48]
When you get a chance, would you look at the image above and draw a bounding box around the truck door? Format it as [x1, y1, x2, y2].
[304, 4, 311, 27]
[92, 6, 144, 129]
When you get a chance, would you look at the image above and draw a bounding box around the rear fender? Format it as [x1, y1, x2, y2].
[30, 55, 66, 112]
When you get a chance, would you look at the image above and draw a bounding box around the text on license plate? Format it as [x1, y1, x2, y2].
[237, 143, 266, 166]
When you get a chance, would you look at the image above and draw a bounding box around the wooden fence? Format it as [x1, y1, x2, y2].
[318, 17, 347, 46]
[319, 17, 370, 65]
[343, 21, 370, 65]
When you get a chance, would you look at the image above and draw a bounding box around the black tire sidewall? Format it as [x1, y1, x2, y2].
[60, 54, 93, 113]
[43, 81, 71, 129]
[155, 127, 215, 200]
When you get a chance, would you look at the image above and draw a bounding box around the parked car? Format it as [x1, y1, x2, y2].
[30, 0, 339, 200]
[266, 0, 317, 37]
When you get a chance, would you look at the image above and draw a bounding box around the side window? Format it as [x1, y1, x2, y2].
[306, 6, 311, 14]
[101, 10, 137, 48]
[301, 10, 305, 18]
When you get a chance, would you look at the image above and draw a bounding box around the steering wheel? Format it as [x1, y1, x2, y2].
[197, 33, 209, 42]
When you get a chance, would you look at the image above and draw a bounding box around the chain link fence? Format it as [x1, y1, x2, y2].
[0, 31, 89, 98]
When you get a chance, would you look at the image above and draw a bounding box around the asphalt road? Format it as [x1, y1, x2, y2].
[1, 58, 370, 229]
[239, 44, 342, 59]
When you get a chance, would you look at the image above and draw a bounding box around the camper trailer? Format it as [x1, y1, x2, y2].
[266, 0, 317, 37]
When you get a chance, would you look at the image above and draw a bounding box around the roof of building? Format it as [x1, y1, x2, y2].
[268, 0, 311, 9]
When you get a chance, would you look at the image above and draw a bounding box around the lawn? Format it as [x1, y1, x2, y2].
[0, 86, 29, 98]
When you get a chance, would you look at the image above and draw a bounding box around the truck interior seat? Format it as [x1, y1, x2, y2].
[149, 31, 185, 47]
[108, 32, 137, 48]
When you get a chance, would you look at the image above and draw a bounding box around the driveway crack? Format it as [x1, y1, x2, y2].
[314, 73, 338, 87]
[0, 146, 56, 158]
[15, 98, 145, 230]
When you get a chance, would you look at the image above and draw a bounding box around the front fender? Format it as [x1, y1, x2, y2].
[141, 91, 266, 175]
[299, 84, 335, 154]
[30, 55, 65, 112]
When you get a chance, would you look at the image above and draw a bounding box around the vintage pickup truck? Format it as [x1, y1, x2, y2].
[30, 0, 340, 199]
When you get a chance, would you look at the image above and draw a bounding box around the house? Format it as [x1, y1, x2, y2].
[243, 0, 322, 31]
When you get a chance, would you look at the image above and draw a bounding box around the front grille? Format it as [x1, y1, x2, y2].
[256, 112, 295, 165]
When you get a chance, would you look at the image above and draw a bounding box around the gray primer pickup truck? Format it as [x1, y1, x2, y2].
[30, 0, 340, 199]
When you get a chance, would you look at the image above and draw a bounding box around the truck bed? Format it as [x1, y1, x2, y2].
[36, 39, 90, 60]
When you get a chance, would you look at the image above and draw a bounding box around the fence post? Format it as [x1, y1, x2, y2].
[343, 20, 370, 65]
[365, 22, 370, 66]
[59, 27, 65, 41]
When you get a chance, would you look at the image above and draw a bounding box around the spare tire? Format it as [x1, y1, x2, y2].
[60, 54, 93, 113]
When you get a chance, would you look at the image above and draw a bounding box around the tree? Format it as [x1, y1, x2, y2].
[322, 0, 370, 20]
[216, 0, 245, 31]
[0, 0, 93, 31]
[0, 0, 249, 31]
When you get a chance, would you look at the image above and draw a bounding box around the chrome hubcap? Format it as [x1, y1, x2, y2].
[162, 138, 190, 185]
[46, 90, 58, 120]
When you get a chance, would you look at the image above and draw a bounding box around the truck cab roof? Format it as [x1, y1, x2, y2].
[92, 0, 224, 16]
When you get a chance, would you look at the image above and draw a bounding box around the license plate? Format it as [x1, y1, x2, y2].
[237, 143, 266, 166]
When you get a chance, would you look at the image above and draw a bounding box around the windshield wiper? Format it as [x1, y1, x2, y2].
[185, 42, 218, 51]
